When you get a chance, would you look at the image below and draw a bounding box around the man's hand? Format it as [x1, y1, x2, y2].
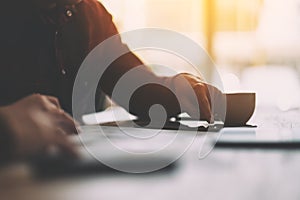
[0, 94, 78, 159]
[171, 73, 225, 122]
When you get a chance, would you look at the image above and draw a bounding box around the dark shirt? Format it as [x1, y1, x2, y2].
[0, 0, 180, 119]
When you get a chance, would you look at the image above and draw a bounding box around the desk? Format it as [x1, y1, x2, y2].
[1, 136, 300, 200]
[1, 106, 300, 200]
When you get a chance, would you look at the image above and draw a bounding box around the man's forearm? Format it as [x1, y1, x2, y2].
[99, 52, 181, 119]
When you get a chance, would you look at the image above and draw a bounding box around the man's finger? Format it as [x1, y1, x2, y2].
[45, 96, 61, 109]
[206, 85, 226, 121]
[54, 128, 78, 158]
[193, 83, 212, 122]
[58, 111, 80, 134]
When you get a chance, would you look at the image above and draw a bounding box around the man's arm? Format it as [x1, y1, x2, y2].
[92, 1, 222, 122]
[90, 2, 181, 120]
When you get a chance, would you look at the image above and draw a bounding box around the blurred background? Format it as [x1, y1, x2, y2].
[99, 0, 300, 111]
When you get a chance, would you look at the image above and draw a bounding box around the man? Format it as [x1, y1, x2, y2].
[0, 0, 223, 159]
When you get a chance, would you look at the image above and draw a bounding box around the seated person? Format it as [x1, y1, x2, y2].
[0, 0, 224, 161]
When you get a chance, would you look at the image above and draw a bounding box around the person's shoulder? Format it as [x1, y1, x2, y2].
[79, 0, 111, 18]
[80, 0, 109, 12]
